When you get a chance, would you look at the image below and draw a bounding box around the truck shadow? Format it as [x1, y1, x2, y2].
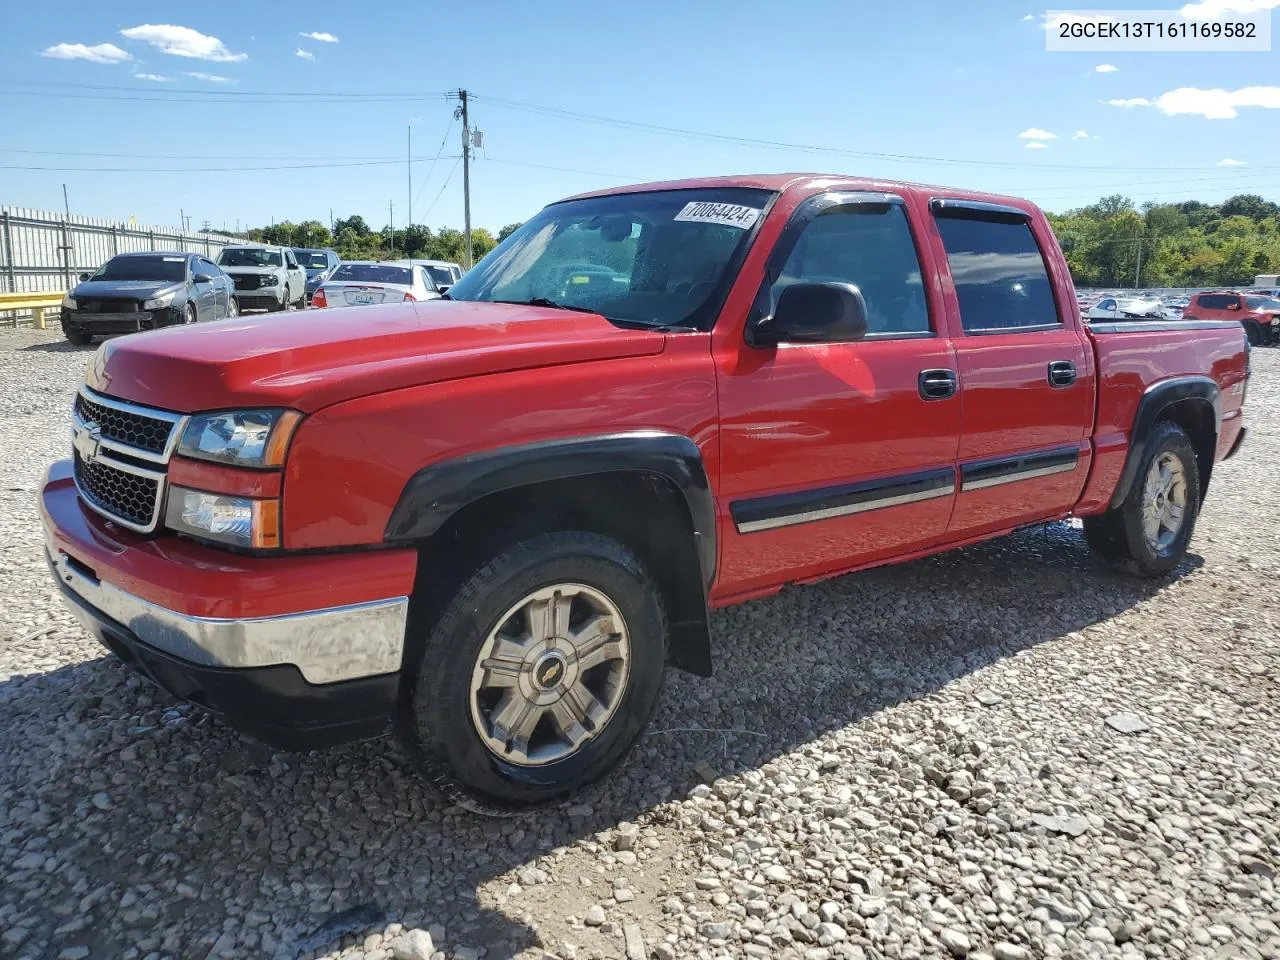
[0, 522, 1201, 960]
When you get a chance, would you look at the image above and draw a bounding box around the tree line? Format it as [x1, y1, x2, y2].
[243, 191, 1278, 290]
[1047, 193, 1278, 289]
[244, 218, 524, 265]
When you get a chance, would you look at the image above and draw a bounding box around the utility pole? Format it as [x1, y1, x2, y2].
[60, 184, 73, 289]
[1134, 237, 1143, 289]
[389, 199, 395, 257]
[456, 89, 473, 268]
[407, 125, 413, 233]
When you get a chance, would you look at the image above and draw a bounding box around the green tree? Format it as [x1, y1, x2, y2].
[333, 215, 370, 237]
[497, 222, 523, 243]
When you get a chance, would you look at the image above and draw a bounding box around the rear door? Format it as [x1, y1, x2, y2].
[713, 191, 962, 597]
[929, 201, 1095, 539]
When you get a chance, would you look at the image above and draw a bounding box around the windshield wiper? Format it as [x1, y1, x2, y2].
[491, 297, 601, 315]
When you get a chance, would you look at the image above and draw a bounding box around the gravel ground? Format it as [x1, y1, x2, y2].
[1, 327, 1277, 960]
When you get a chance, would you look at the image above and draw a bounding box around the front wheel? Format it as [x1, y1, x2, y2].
[1082, 420, 1200, 577]
[63, 325, 93, 346]
[399, 531, 667, 806]
[180, 302, 196, 325]
[226, 297, 239, 319]
[1244, 321, 1262, 346]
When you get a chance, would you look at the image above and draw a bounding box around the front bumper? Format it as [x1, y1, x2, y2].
[63, 307, 177, 333]
[41, 460, 418, 748]
[234, 288, 285, 309]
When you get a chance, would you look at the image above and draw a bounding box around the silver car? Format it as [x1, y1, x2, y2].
[310, 260, 442, 308]
[215, 245, 307, 312]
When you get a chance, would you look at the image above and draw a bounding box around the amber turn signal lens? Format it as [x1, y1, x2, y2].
[263, 411, 303, 468]
[252, 498, 281, 549]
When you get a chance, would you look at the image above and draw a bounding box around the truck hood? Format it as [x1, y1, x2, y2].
[73, 279, 182, 301]
[85, 301, 668, 413]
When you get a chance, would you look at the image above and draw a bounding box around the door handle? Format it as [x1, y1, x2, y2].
[1048, 360, 1077, 388]
[918, 368, 958, 400]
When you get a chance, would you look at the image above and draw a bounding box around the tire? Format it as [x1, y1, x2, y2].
[226, 297, 239, 319]
[1244, 321, 1262, 346]
[63, 326, 92, 346]
[180, 303, 196, 326]
[1082, 420, 1200, 578]
[399, 531, 667, 806]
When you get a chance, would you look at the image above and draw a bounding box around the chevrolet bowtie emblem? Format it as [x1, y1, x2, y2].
[74, 422, 103, 464]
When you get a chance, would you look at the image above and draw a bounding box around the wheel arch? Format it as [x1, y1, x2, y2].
[1110, 376, 1220, 509]
[384, 432, 717, 677]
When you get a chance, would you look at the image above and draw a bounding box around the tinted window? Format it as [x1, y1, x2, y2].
[1196, 294, 1230, 309]
[293, 249, 330, 270]
[91, 255, 188, 282]
[767, 204, 929, 336]
[284, 249, 298, 268]
[424, 265, 454, 286]
[935, 216, 1060, 332]
[330, 263, 414, 285]
[448, 188, 771, 329]
[1244, 296, 1280, 310]
[217, 248, 282, 268]
[1097, 299, 1116, 311]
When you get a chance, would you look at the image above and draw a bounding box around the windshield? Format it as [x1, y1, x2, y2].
[330, 263, 413, 285]
[294, 250, 331, 270]
[1245, 296, 1280, 310]
[217, 248, 282, 268]
[446, 187, 772, 328]
[90, 255, 187, 283]
[424, 265, 454, 286]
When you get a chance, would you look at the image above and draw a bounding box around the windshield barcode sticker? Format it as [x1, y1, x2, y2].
[674, 202, 761, 229]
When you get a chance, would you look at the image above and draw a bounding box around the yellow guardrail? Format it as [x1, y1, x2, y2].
[0, 291, 65, 329]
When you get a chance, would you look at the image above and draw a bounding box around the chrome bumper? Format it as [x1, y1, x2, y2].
[50, 550, 408, 684]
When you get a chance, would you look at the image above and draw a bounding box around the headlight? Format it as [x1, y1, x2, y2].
[62, 295, 77, 309]
[259, 274, 279, 286]
[178, 409, 302, 467]
[144, 291, 177, 310]
[165, 486, 280, 549]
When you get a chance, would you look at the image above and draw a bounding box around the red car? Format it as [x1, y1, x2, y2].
[42, 174, 1248, 804]
[1183, 290, 1280, 345]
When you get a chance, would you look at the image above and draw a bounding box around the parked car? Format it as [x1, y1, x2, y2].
[412, 259, 463, 289]
[41, 173, 1248, 804]
[1183, 291, 1280, 345]
[293, 248, 341, 304]
[1085, 297, 1165, 322]
[215, 245, 306, 312]
[310, 260, 442, 308]
[60, 251, 237, 345]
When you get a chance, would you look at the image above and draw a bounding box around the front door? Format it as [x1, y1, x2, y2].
[713, 192, 962, 599]
[930, 205, 1095, 539]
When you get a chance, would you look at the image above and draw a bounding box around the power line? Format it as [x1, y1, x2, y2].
[0, 156, 461, 173]
[469, 92, 1280, 174]
[480, 153, 649, 181]
[412, 117, 458, 211]
[419, 155, 463, 222]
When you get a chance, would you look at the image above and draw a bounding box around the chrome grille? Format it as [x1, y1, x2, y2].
[74, 451, 162, 528]
[71, 388, 186, 532]
[75, 390, 174, 455]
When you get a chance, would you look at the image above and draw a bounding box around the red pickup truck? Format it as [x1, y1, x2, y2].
[42, 174, 1248, 804]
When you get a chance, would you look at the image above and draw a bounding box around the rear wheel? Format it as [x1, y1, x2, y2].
[1082, 420, 1200, 577]
[399, 531, 667, 806]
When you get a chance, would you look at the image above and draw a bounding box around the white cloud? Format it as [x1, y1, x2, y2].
[1217, 157, 1247, 166]
[1095, 64, 1119, 73]
[1072, 130, 1090, 139]
[1018, 128, 1058, 140]
[301, 31, 339, 43]
[1025, 142, 1049, 149]
[185, 71, 235, 84]
[133, 72, 170, 82]
[120, 24, 246, 62]
[1180, 1, 1280, 19]
[41, 42, 131, 64]
[295, 48, 315, 60]
[1107, 97, 1151, 108]
[1156, 85, 1280, 119]
[1022, 13, 1036, 20]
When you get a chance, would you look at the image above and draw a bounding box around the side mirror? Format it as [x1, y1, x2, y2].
[436, 284, 451, 296]
[192, 273, 214, 283]
[78, 272, 91, 282]
[751, 281, 869, 346]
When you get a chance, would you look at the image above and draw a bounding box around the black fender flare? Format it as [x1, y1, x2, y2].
[384, 431, 716, 584]
[1110, 375, 1220, 509]
[383, 431, 717, 676]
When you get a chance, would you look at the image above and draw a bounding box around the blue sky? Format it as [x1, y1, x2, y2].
[2, 0, 1278, 234]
